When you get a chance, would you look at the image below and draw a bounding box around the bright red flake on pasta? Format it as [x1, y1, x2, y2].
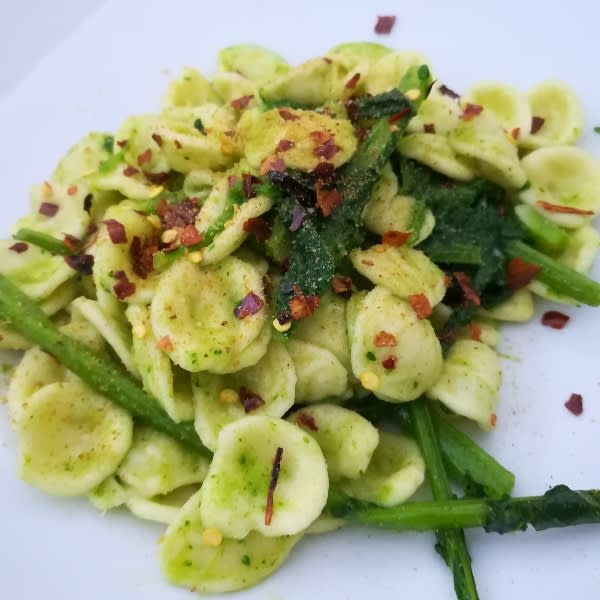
[310, 130, 331, 144]
[260, 155, 286, 175]
[39, 202, 59, 217]
[137, 148, 152, 166]
[230, 95, 254, 110]
[243, 217, 272, 242]
[278, 109, 299, 121]
[541, 311, 570, 329]
[65, 254, 94, 275]
[180, 224, 203, 246]
[315, 180, 341, 217]
[234, 292, 265, 320]
[160, 197, 200, 229]
[295, 413, 318, 431]
[67, 185, 78, 196]
[388, 107, 412, 124]
[382, 355, 397, 370]
[345, 73, 361, 89]
[408, 293, 433, 319]
[130, 234, 158, 279]
[424, 123, 436, 134]
[374, 15, 396, 34]
[530, 116, 545, 134]
[314, 139, 341, 160]
[511, 127, 521, 141]
[239, 387, 266, 413]
[564, 393, 583, 416]
[460, 103, 484, 121]
[374, 330, 397, 347]
[144, 171, 170, 185]
[468, 322, 482, 342]
[331, 275, 353, 298]
[490, 413, 498, 427]
[112, 270, 136, 299]
[265, 446, 284, 526]
[156, 335, 174, 352]
[276, 139, 295, 153]
[63, 234, 81, 253]
[9, 242, 28, 253]
[151, 133, 163, 147]
[122, 166, 139, 177]
[289, 285, 320, 321]
[453, 272, 481, 306]
[382, 230, 409, 247]
[311, 161, 335, 181]
[536, 200, 594, 216]
[439, 84, 460, 99]
[506, 257, 541, 290]
[242, 173, 258, 199]
[102, 219, 128, 244]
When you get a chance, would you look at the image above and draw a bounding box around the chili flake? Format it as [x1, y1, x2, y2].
[468, 322, 482, 342]
[265, 447, 284, 526]
[9, 242, 28, 253]
[382, 355, 397, 370]
[530, 116, 545, 134]
[67, 185, 78, 196]
[374, 15, 396, 34]
[156, 336, 174, 352]
[460, 103, 484, 121]
[230, 95, 254, 110]
[65, 254, 94, 275]
[374, 330, 397, 347]
[315, 180, 341, 217]
[180, 223, 203, 246]
[345, 72, 361, 89]
[102, 219, 128, 244]
[137, 148, 152, 166]
[564, 393, 583, 416]
[289, 285, 320, 320]
[234, 292, 265, 319]
[438, 84, 460, 99]
[331, 275, 353, 298]
[123, 166, 139, 177]
[39, 202, 59, 217]
[453, 271, 481, 306]
[243, 217, 272, 242]
[408, 293, 433, 319]
[295, 413, 318, 431]
[506, 257, 541, 290]
[278, 109, 299, 121]
[239, 387, 265, 413]
[536, 200, 594, 216]
[541, 311, 570, 329]
[112, 270, 136, 299]
[275, 139, 295, 153]
[382, 230, 409, 247]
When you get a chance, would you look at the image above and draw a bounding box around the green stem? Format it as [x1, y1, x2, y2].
[508, 240, 600, 306]
[408, 399, 480, 600]
[14, 228, 71, 255]
[0, 274, 210, 457]
[514, 205, 568, 255]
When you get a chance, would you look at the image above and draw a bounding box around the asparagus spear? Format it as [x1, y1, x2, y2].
[13, 228, 72, 255]
[327, 484, 600, 533]
[0, 273, 210, 457]
[408, 399, 480, 600]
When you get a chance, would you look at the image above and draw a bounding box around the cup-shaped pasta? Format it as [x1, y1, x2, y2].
[456, 318, 500, 348]
[351, 245, 447, 307]
[239, 108, 357, 172]
[193, 340, 296, 451]
[519, 146, 600, 228]
[71, 297, 138, 376]
[14, 181, 91, 239]
[293, 291, 352, 374]
[521, 80, 584, 149]
[126, 304, 194, 422]
[528, 226, 600, 305]
[150, 257, 269, 373]
[339, 431, 425, 507]
[397, 133, 476, 181]
[287, 339, 350, 404]
[364, 50, 431, 96]
[210, 72, 258, 105]
[199, 416, 328, 539]
[463, 82, 532, 138]
[448, 116, 527, 189]
[91, 204, 161, 304]
[53, 132, 114, 184]
[348, 286, 443, 403]
[162, 66, 221, 109]
[288, 404, 379, 481]
[160, 487, 302, 593]
[16, 380, 133, 496]
[0, 240, 74, 300]
[125, 486, 199, 524]
[88, 476, 128, 511]
[426, 340, 502, 430]
[117, 426, 209, 498]
[218, 44, 290, 84]
[407, 83, 463, 135]
[478, 289, 535, 322]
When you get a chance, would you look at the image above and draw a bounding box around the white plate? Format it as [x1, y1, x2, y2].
[1, 1, 599, 598]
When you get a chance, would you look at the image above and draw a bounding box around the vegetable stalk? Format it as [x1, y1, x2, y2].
[14, 228, 71, 255]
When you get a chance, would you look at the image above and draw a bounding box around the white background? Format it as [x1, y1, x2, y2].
[0, 1, 599, 599]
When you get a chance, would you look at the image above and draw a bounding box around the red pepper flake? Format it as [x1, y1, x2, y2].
[541, 310, 570, 330]
[63, 234, 81, 253]
[468, 322, 482, 342]
[314, 138, 341, 160]
[39, 202, 59, 217]
[423, 123, 436, 134]
[530, 116, 545, 134]
[64, 254, 94, 275]
[289, 285, 320, 321]
[374, 330, 397, 347]
[315, 180, 341, 217]
[260, 155, 286, 175]
[536, 200, 594, 216]
[112, 270, 136, 299]
[123, 166, 139, 177]
[564, 393, 583, 416]
[438, 84, 460, 99]
[310, 130, 331, 144]
[136, 149, 152, 167]
[295, 413, 318, 431]
[382, 230, 409, 247]
[130, 234, 158, 279]
[9, 242, 28, 253]
[180, 223, 203, 246]
[453, 272, 481, 306]
[242, 173, 258, 199]
[345, 72, 361, 89]
[388, 107, 412, 124]
[278, 108, 299, 121]
[265, 446, 283, 526]
[374, 15, 396, 34]
[151, 133, 163, 147]
[331, 275, 353, 298]
[311, 161, 335, 182]
[511, 127, 520, 141]
[239, 387, 266, 413]
[490, 413, 497, 427]
[144, 171, 170, 185]
[156, 335, 174, 352]
[382, 355, 397, 370]
[275, 139, 295, 153]
[460, 103, 484, 121]
[116, 139, 128, 148]
[230, 95, 254, 110]
[243, 217, 272, 242]
[67, 185, 78, 196]
[408, 293, 433, 319]
[102, 218, 128, 244]
[174, 139, 182, 150]
[506, 257, 541, 290]
[161, 197, 200, 229]
[234, 292, 265, 320]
